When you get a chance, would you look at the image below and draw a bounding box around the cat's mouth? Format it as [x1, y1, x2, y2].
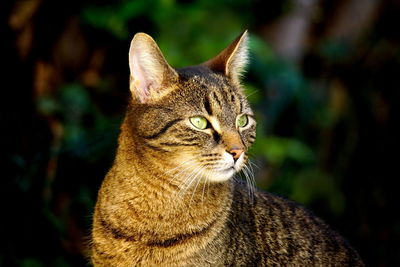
[206, 152, 245, 182]
[222, 167, 235, 172]
[220, 161, 242, 173]
[217, 167, 236, 176]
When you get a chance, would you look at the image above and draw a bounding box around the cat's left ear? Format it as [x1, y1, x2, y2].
[203, 30, 249, 84]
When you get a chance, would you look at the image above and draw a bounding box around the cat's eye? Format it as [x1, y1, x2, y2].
[190, 116, 208, 130]
[237, 114, 248, 128]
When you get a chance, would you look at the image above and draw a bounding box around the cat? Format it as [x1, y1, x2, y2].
[91, 31, 364, 266]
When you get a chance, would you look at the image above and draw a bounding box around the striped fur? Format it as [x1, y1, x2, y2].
[91, 32, 364, 266]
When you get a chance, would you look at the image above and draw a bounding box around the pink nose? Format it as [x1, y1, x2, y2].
[228, 148, 244, 160]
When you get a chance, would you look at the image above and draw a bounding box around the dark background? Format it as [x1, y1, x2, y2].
[1, 0, 399, 266]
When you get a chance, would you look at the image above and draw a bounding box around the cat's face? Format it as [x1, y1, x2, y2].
[132, 70, 256, 182]
[128, 32, 255, 183]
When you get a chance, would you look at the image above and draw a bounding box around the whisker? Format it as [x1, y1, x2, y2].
[248, 160, 257, 193]
[178, 165, 203, 198]
[245, 89, 260, 98]
[207, 176, 210, 199]
[247, 165, 256, 199]
[202, 169, 214, 203]
[248, 159, 260, 170]
[189, 167, 205, 206]
[243, 170, 252, 202]
[179, 168, 199, 192]
[232, 174, 240, 183]
[201, 171, 208, 203]
[166, 158, 197, 175]
[168, 159, 198, 185]
[172, 165, 199, 200]
[242, 165, 255, 203]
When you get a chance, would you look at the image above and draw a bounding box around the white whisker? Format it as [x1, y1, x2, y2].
[177, 165, 203, 198]
[165, 158, 196, 174]
[245, 89, 260, 98]
[168, 159, 198, 185]
[171, 165, 199, 201]
[242, 164, 255, 203]
[189, 167, 205, 206]
[201, 171, 208, 203]
[248, 159, 260, 170]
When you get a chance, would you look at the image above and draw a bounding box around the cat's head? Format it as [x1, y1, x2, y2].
[127, 32, 255, 183]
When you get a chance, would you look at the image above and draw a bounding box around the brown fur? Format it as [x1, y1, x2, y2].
[91, 32, 364, 266]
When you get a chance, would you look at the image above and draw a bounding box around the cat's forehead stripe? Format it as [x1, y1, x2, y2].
[203, 94, 213, 115]
[211, 91, 223, 108]
[207, 82, 243, 114]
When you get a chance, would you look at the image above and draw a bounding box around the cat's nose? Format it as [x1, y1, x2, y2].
[228, 148, 244, 161]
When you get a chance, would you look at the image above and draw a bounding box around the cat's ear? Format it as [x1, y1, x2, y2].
[203, 30, 249, 84]
[129, 33, 178, 103]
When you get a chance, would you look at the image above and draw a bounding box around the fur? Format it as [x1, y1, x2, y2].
[91, 32, 364, 266]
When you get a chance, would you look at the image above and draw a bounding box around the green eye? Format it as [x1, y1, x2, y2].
[237, 114, 248, 128]
[190, 116, 208, 130]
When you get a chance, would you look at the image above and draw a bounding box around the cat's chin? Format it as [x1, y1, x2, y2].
[205, 168, 236, 183]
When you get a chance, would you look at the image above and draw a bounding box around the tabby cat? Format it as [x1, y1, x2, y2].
[91, 31, 364, 266]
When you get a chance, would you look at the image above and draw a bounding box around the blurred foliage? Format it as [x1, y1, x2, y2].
[2, 0, 400, 266]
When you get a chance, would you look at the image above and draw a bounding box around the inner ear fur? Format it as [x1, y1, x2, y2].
[128, 33, 178, 103]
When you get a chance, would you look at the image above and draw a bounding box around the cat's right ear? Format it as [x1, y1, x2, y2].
[203, 30, 249, 84]
[128, 33, 178, 103]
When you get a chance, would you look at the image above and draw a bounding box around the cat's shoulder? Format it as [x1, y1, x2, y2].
[231, 179, 336, 234]
[230, 180, 364, 265]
